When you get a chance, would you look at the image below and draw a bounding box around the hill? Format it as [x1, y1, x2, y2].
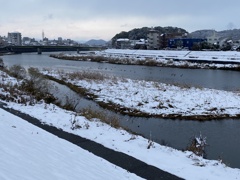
[85, 39, 107, 46]
[190, 29, 240, 40]
[111, 26, 188, 45]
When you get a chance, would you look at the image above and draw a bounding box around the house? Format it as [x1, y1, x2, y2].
[133, 39, 147, 49]
[115, 38, 131, 49]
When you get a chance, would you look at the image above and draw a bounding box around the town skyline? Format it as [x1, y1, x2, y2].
[1, 0, 240, 41]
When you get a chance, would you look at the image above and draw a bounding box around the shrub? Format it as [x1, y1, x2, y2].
[8, 65, 27, 79]
[186, 133, 207, 158]
[70, 114, 82, 130]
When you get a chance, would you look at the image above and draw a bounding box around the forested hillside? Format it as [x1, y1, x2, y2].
[111, 26, 188, 45]
[190, 29, 240, 40]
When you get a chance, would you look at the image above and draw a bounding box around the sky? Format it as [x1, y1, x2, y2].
[0, 0, 239, 42]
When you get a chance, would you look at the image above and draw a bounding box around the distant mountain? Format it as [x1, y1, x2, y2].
[85, 39, 107, 46]
[189, 29, 240, 41]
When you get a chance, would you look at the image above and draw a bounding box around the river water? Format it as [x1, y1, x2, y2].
[2, 52, 240, 168]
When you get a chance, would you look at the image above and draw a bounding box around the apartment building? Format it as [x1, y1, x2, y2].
[147, 29, 160, 50]
[8, 32, 22, 45]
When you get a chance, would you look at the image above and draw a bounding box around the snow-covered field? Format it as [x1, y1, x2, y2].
[1, 69, 240, 179]
[44, 69, 240, 119]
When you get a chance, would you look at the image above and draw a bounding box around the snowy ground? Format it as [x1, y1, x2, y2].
[101, 49, 240, 63]
[60, 49, 240, 69]
[44, 69, 240, 119]
[1, 69, 240, 179]
[0, 108, 142, 180]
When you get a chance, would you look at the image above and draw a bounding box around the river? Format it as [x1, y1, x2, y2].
[2, 52, 240, 168]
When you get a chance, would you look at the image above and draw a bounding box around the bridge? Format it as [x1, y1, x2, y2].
[0, 45, 103, 54]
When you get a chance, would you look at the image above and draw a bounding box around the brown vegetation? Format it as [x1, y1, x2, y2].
[50, 53, 240, 71]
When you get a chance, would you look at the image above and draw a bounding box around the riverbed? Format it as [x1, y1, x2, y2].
[2, 52, 240, 168]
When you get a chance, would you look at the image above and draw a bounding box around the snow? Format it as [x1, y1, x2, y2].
[63, 49, 240, 69]
[116, 39, 129, 42]
[44, 69, 240, 119]
[101, 49, 240, 63]
[1, 101, 240, 180]
[0, 69, 240, 180]
[0, 108, 142, 180]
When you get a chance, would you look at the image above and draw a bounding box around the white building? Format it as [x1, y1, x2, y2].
[207, 31, 220, 45]
[8, 32, 22, 45]
[147, 29, 160, 50]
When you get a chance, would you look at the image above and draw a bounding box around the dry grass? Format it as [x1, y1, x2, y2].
[80, 106, 120, 128]
[1, 66, 56, 105]
[186, 133, 207, 158]
[67, 71, 106, 81]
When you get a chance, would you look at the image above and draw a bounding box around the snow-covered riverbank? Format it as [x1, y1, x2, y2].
[43, 69, 240, 120]
[1, 100, 240, 180]
[51, 49, 240, 70]
[1, 69, 240, 179]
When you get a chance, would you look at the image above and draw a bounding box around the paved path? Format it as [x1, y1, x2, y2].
[0, 102, 184, 180]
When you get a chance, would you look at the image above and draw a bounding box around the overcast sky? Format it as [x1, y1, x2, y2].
[0, 0, 239, 41]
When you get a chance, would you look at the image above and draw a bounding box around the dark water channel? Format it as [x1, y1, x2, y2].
[2, 52, 240, 168]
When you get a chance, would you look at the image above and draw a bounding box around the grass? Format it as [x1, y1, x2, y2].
[51, 52, 240, 71]
[43, 69, 240, 121]
[67, 71, 106, 81]
[0, 66, 56, 105]
[80, 106, 120, 129]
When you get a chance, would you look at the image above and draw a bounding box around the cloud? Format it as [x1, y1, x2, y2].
[120, 24, 129, 28]
[48, 14, 54, 20]
[43, 14, 54, 21]
[1, 0, 240, 40]
[227, 22, 236, 30]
